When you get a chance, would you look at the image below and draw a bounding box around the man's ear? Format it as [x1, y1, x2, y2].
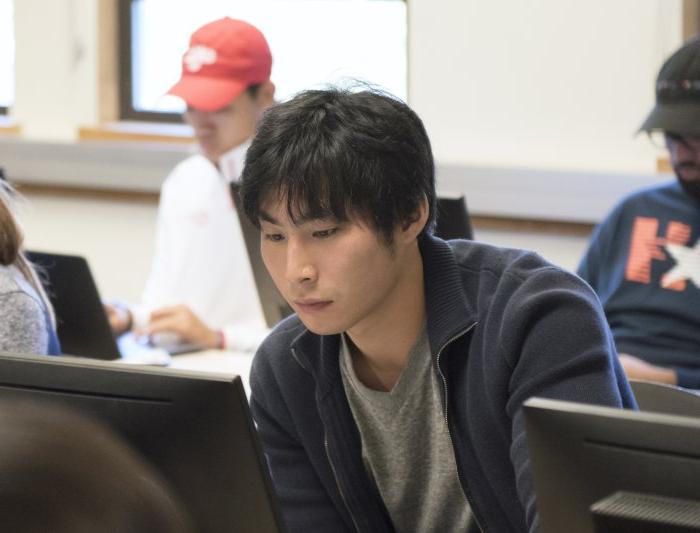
[256, 81, 276, 108]
[400, 196, 430, 243]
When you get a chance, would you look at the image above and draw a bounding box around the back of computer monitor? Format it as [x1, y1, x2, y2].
[524, 397, 700, 533]
[229, 183, 293, 328]
[25, 251, 120, 360]
[435, 194, 473, 241]
[0, 353, 285, 533]
[630, 379, 700, 418]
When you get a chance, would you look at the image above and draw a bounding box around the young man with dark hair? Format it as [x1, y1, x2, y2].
[578, 38, 700, 388]
[241, 88, 635, 532]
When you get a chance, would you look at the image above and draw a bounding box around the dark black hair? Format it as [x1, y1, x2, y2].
[0, 399, 193, 532]
[240, 87, 436, 244]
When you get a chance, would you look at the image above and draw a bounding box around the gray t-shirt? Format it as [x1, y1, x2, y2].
[0, 264, 50, 354]
[340, 328, 472, 533]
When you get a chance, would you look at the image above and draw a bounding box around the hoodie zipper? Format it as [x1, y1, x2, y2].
[324, 434, 363, 533]
[292, 347, 362, 532]
[291, 346, 308, 372]
[435, 321, 485, 532]
[295, 329, 484, 532]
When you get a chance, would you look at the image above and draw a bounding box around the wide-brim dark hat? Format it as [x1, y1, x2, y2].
[639, 37, 700, 137]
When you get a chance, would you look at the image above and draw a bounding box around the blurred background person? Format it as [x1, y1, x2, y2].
[0, 398, 192, 532]
[106, 18, 275, 353]
[0, 181, 60, 355]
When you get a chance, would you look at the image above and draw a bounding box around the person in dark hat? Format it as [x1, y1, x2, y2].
[106, 18, 275, 353]
[578, 37, 700, 388]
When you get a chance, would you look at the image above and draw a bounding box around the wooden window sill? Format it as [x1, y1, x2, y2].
[657, 155, 671, 173]
[78, 121, 195, 145]
[0, 117, 21, 136]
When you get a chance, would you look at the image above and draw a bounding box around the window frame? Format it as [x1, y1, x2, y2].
[117, 0, 408, 124]
[117, 0, 182, 123]
[0, 0, 14, 116]
[684, 0, 700, 39]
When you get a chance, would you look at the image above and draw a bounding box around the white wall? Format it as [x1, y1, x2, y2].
[409, 0, 683, 173]
[18, 192, 157, 302]
[13, 0, 99, 140]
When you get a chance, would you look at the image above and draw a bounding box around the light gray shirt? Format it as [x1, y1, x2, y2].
[0, 264, 50, 354]
[340, 327, 472, 533]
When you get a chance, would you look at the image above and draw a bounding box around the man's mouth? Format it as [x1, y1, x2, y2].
[676, 163, 700, 182]
[294, 299, 333, 313]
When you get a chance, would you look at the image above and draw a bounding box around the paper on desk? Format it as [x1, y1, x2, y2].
[117, 332, 172, 366]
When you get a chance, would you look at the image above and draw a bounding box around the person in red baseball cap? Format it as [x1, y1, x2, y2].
[167, 17, 275, 164]
[107, 18, 275, 354]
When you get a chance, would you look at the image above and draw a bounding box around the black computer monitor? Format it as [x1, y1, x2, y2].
[230, 183, 293, 328]
[0, 353, 285, 533]
[435, 194, 473, 241]
[26, 250, 200, 360]
[25, 250, 120, 360]
[524, 397, 700, 533]
[629, 379, 700, 418]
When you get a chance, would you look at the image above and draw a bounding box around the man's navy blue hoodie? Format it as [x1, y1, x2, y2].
[250, 234, 636, 533]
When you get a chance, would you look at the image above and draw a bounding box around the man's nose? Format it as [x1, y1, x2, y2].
[285, 240, 318, 285]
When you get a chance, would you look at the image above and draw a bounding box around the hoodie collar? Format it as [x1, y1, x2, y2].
[419, 233, 477, 354]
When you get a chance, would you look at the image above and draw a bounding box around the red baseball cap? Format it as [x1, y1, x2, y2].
[167, 18, 272, 112]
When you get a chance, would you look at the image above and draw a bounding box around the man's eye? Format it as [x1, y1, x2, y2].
[313, 228, 338, 239]
[264, 233, 285, 242]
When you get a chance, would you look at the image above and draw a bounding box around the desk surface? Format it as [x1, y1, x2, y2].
[170, 350, 254, 396]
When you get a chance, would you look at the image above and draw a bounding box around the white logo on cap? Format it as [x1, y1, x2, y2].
[184, 45, 217, 72]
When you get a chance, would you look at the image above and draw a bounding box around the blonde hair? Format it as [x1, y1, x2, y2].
[0, 182, 56, 327]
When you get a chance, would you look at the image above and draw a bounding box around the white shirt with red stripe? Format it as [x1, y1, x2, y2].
[134, 141, 268, 351]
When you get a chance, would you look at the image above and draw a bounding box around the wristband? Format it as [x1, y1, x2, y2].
[123, 308, 133, 332]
